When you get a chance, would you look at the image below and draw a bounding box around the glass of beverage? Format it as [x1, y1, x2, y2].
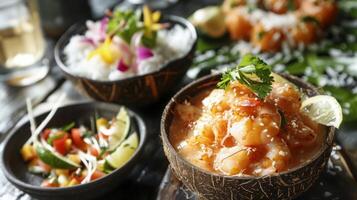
[0, 0, 49, 86]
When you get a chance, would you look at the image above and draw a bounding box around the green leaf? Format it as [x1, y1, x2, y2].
[61, 122, 75, 132]
[217, 54, 274, 99]
[47, 132, 65, 145]
[301, 16, 320, 26]
[141, 32, 157, 48]
[287, 0, 296, 11]
[107, 10, 142, 43]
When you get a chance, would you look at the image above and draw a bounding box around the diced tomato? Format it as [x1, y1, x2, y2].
[72, 173, 85, 183]
[53, 134, 69, 155]
[41, 180, 59, 187]
[71, 128, 87, 151]
[37, 159, 52, 173]
[89, 146, 99, 157]
[90, 170, 106, 181]
[41, 129, 51, 140]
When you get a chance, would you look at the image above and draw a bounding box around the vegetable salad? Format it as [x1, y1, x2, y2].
[20, 107, 138, 188]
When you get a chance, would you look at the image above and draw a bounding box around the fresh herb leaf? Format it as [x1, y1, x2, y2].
[83, 130, 94, 138]
[257, 31, 266, 40]
[61, 122, 75, 132]
[301, 16, 320, 26]
[107, 10, 142, 43]
[217, 54, 274, 99]
[141, 32, 157, 48]
[287, 0, 296, 11]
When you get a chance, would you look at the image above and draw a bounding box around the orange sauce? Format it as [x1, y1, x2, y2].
[170, 78, 325, 176]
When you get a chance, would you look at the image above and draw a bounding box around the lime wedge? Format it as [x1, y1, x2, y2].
[106, 133, 138, 169]
[300, 95, 343, 128]
[36, 146, 80, 169]
[107, 108, 131, 151]
[189, 6, 226, 38]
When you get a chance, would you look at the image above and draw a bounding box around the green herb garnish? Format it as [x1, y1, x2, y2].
[257, 31, 266, 40]
[287, 0, 296, 11]
[107, 10, 142, 43]
[301, 16, 320, 26]
[61, 122, 75, 132]
[217, 54, 274, 99]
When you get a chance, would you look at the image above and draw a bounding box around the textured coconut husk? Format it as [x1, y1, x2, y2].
[161, 73, 335, 200]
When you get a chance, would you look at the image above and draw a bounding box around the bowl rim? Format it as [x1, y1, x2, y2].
[1, 101, 147, 193]
[54, 14, 197, 84]
[161, 72, 335, 180]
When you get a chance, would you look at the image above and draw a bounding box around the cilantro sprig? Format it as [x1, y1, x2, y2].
[107, 10, 142, 44]
[217, 54, 274, 99]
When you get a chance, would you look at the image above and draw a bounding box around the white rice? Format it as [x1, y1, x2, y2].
[64, 20, 194, 81]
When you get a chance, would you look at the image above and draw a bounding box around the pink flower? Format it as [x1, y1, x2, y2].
[117, 59, 129, 72]
[136, 46, 154, 62]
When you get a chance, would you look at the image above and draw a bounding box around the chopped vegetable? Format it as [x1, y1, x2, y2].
[21, 105, 138, 188]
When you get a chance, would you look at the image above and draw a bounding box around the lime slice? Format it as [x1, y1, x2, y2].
[107, 107, 131, 151]
[106, 133, 138, 169]
[189, 6, 226, 38]
[36, 146, 80, 169]
[300, 95, 343, 128]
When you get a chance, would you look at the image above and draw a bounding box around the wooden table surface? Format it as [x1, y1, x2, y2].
[1, 0, 357, 199]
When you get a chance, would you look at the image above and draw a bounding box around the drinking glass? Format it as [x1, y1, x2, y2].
[0, 0, 49, 86]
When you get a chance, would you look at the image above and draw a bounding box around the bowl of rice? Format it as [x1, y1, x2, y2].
[55, 7, 197, 106]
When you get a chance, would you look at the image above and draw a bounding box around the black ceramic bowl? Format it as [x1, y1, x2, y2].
[1, 102, 146, 200]
[55, 15, 197, 106]
[161, 73, 335, 200]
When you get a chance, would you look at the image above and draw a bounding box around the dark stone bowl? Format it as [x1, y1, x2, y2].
[161, 73, 335, 200]
[1, 102, 147, 200]
[54, 15, 197, 106]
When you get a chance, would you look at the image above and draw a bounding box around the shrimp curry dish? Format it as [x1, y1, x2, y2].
[169, 55, 325, 176]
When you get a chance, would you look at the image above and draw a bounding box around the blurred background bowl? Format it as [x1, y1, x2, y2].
[1, 102, 147, 200]
[55, 15, 197, 106]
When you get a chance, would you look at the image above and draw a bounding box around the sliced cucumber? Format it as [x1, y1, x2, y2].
[36, 146, 80, 169]
[107, 108, 131, 151]
[105, 133, 138, 169]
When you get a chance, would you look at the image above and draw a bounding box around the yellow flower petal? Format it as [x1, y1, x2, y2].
[152, 11, 161, 22]
[143, 6, 152, 27]
[86, 37, 119, 64]
[151, 24, 162, 31]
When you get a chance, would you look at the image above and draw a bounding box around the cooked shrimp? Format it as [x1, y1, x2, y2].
[263, 0, 301, 14]
[251, 23, 285, 52]
[225, 7, 253, 41]
[222, 0, 246, 14]
[175, 103, 201, 122]
[300, 0, 338, 28]
[290, 19, 318, 46]
[214, 146, 251, 175]
[177, 140, 212, 171]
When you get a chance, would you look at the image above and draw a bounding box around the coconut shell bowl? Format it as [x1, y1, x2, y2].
[55, 15, 197, 106]
[161, 73, 335, 200]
